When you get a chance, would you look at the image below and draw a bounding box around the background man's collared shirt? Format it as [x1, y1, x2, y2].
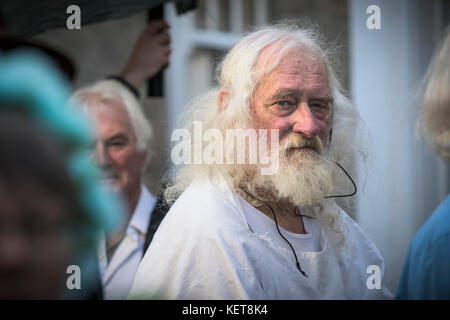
[98, 185, 156, 300]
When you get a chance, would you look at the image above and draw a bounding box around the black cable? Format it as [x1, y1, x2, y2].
[323, 161, 357, 198]
[240, 187, 308, 277]
[267, 201, 308, 277]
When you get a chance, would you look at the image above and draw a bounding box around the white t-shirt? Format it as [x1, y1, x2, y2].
[241, 199, 321, 255]
[129, 174, 393, 300]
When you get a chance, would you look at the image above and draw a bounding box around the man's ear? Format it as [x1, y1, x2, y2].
[218, 88, 230, 113]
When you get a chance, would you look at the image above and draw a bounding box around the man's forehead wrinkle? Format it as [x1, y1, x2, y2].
[256, 49, 327, 86]
[254, 43, 324, 73]
[259, 68, 330, 98]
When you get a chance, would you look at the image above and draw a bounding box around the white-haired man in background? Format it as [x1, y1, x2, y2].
[72, 80, 161, 300]
[129, 23, 393, 299]
[71, 20, 170, 300]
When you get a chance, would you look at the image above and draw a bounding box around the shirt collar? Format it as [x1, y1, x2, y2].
[129, 184, 157, 235]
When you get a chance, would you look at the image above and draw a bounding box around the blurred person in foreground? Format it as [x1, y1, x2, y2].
[128, 23, 393, 300]
[0, 50, 121, 299]
[70, 20, 170, 300]
[396, 28, 450, 300]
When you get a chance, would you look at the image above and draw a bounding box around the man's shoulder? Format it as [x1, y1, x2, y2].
[160, 178, 246, 234]
[324, 204, 393, 298]
[327, 204, 385, 263]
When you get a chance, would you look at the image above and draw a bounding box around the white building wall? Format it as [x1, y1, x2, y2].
[349, 0, 449, 293]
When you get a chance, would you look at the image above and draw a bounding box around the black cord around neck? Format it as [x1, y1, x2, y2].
[323, 161, 357, 198]
[266, 201, 308, 277]
[240, 187, 308, 277]
[239, 161, 358, 278]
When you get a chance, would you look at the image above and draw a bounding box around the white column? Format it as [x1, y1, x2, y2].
[229, 0, 244, 33]
[165, 2, 194, 133]
[254, 0, 268, 27]
[205, 0, 221, 30]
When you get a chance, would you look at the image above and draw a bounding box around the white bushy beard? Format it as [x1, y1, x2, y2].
[249, 133, 336, 207]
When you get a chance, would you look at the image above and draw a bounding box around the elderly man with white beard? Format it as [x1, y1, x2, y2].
[129, 23, 393, 300]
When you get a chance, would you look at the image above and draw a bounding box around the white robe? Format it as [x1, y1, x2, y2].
[128, 175, 392, 299]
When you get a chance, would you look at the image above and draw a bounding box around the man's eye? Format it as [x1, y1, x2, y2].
[276, 100, 295, 108]
[108, 140, 126, 147]
[310, 102, 327, 110]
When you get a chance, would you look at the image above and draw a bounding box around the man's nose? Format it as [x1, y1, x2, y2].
[94, 142, 112, 167]
[291, 102, 320, 138]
